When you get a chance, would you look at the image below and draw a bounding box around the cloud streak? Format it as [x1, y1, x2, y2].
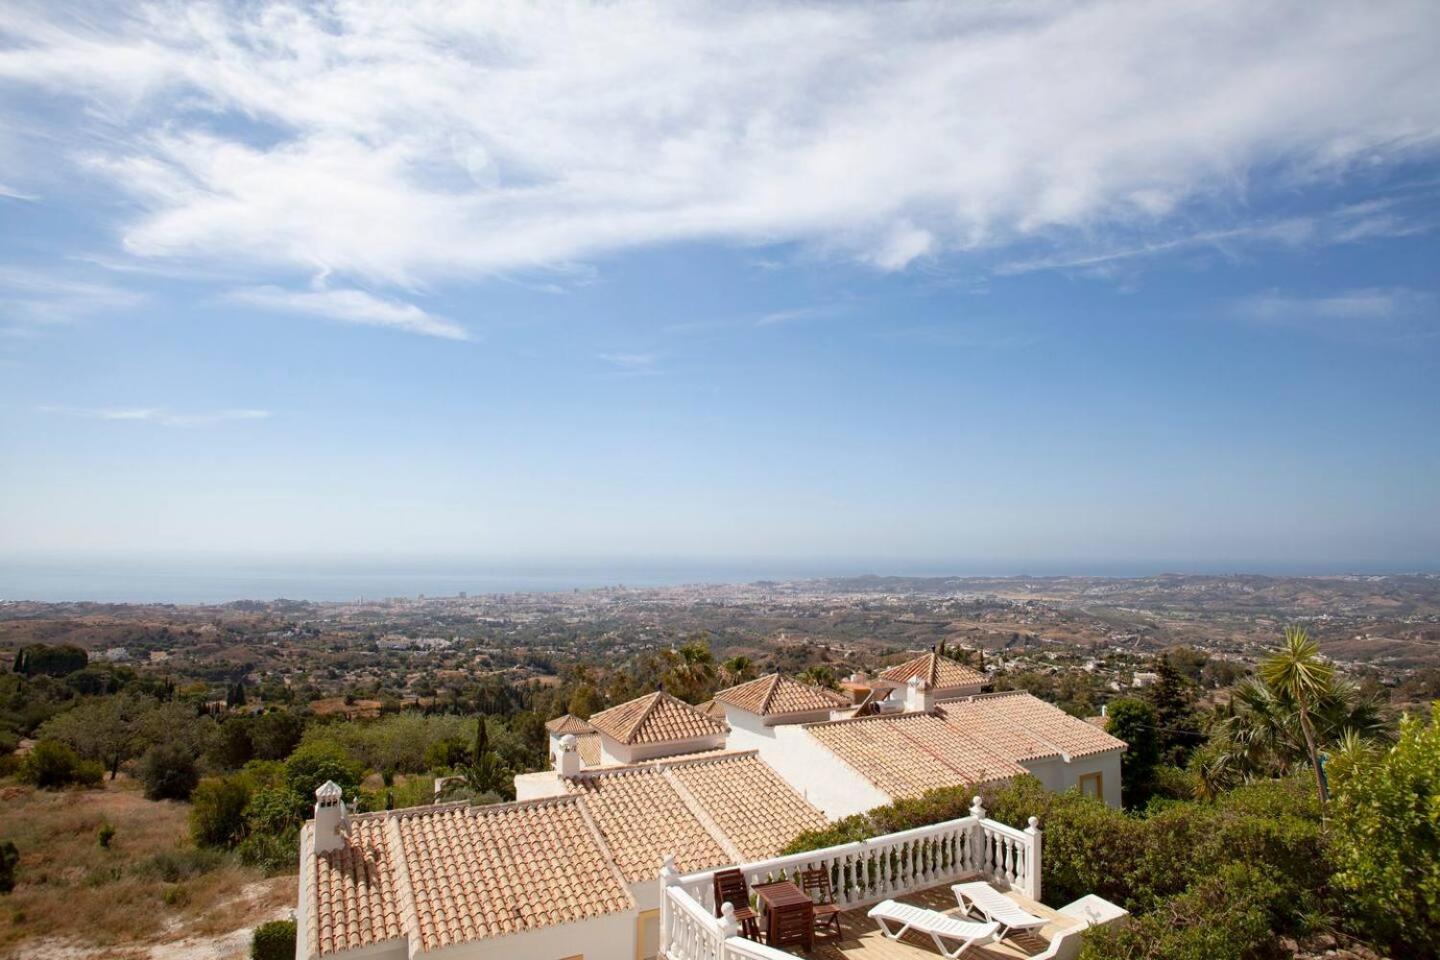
[227, 286, 469, 340]
[1231, 287, 1438, 340]
[0, 0, 1435, 287]
[40, 406, 272, 427]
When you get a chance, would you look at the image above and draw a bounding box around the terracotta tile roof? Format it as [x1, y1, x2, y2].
[938, 698, 1062, 762]
[950, 692, 1127, 759]
[545, 713, 595, 735]
[306, 814, 404, 957]
[668, 754, 827, 859]
[391, 797, 633, 950]
[587, 691, 727, 746]
[804, 712, 1026, 800]
[696, 698, 727, 719]
[714, 673, 849, 717]
[564, 765, 732, 880]
[574, 732, 603, 766]
[880, 652, 987, 691]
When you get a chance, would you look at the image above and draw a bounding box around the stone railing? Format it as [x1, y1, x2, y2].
[660, 798, 1040, 959]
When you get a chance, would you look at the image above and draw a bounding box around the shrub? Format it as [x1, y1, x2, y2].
[139, 742, 201, 801]
[0, 840, 18, 893]
[237, 830, 299, 873]
[1080, 862, 1286, 960]
[97, 821, 116, 849]
[1328, 706, 1440, 958]
[18, 739, 104, 789]
[251, 918, 297, 960]
[283, 741, 362, 801]
[190, 777, 253, 849]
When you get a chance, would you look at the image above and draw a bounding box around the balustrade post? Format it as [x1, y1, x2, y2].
[968, 796, 987, 875]
[719, 901, 740, 940]
[659, 853, 679, 957]
[1024, 816, 1042, 902]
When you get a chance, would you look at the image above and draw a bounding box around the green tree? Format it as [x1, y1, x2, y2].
[662, 640, 718, 702]
[722, 656, 756, 685]
[566, 684, 602, 719]
[251, 918, 297, 960]
[138, 741, 201, 801]
[283, 741, 362, 803]
[14, 644, 87, 678]
[797, 665, 839, 690]
[1105, 698, 1159, 807]
[1144, 658, 1200, 765]
[1258, 626, 1335, 807]
[190, 777, 253, 848]
[0, 840, 18, 893]
[1328, 706, 1440, 956]
[18, 739, 103, 789]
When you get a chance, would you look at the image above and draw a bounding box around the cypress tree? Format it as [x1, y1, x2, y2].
[474, 714, 489, 763]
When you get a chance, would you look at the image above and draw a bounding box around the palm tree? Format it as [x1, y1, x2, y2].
[722, 656, 756, 685]
[798, 665, 838, 690]
[1259, 626, 1334, 807]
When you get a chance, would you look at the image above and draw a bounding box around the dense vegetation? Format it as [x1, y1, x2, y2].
[2, 628, 1435, 959]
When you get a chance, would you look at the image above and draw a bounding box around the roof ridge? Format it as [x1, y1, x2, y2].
[572, 748, 759, 778]
[383, 816, 422, 955]
[571, 794, 641, 901]
[625, 691, 665, 742]
[659, 766, 745, 865]
[758, 673, 782, 713]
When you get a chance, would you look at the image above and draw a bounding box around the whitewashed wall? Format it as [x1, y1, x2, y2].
[721, 707, 890, 819]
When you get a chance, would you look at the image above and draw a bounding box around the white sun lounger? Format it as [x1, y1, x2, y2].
[952, 881, 1048, 938]
[868, 899, 1000, 959]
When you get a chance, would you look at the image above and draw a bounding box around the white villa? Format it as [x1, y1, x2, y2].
[296, 653, 1128, 960]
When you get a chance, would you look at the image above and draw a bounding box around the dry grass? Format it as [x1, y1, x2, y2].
[0, 778, 293, 959]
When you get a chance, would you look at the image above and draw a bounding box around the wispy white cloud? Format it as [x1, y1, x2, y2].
[757, 303, 852, 327]
[994, 199, 1434, 277]
[1231, 287, 1438, 340]
[227, 286, 469, 341]
[0, 183, 40, 202]
[39, 405, 272, 427]
[0, 266, 144, 331]
[0, 0, 1435, 285]
[597, 352, 658, 369]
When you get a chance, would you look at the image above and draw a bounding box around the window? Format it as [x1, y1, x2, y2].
[1078, 772, 1103, 799]
[636, 908, 660, 960]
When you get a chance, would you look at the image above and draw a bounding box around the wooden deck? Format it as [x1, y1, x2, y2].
[780, 881, 1080, 960]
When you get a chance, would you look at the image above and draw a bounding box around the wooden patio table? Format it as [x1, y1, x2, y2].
[754, 879, 815, 950]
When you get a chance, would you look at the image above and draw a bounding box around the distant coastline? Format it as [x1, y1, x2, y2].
[1, 554, 1435, 605]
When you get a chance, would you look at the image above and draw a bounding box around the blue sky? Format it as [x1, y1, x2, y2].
[1, 0, 1438, 572]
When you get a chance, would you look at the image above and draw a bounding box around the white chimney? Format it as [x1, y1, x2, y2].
[558, 733, 581, 777]
[904, 677, 934, 713]
[314, 780, 347, 854]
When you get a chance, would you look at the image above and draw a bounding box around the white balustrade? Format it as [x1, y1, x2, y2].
[660, 802, 1042, 959]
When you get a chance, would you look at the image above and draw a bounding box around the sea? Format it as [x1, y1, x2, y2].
[0, 554, 1427, 605]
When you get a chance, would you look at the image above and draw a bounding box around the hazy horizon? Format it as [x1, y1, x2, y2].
[2, 552, 1436, 605]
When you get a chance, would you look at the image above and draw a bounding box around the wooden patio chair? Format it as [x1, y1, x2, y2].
[800, 867, 843, 940]
[769, 902, 815, 952]
[712, 868, 761, 940]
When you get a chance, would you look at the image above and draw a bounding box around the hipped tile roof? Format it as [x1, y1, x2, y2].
[945, 691, 1126, 759]
[545, 714, 595, 735]
[587, 691, 727, 745]
[714, 673, 849, 717]
[879, 651, 987, 690]
[303, 751, 822, 957]
[804, 711, 1026, 800]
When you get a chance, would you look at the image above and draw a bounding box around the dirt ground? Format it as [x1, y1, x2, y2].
[0, 780, 294, 960]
